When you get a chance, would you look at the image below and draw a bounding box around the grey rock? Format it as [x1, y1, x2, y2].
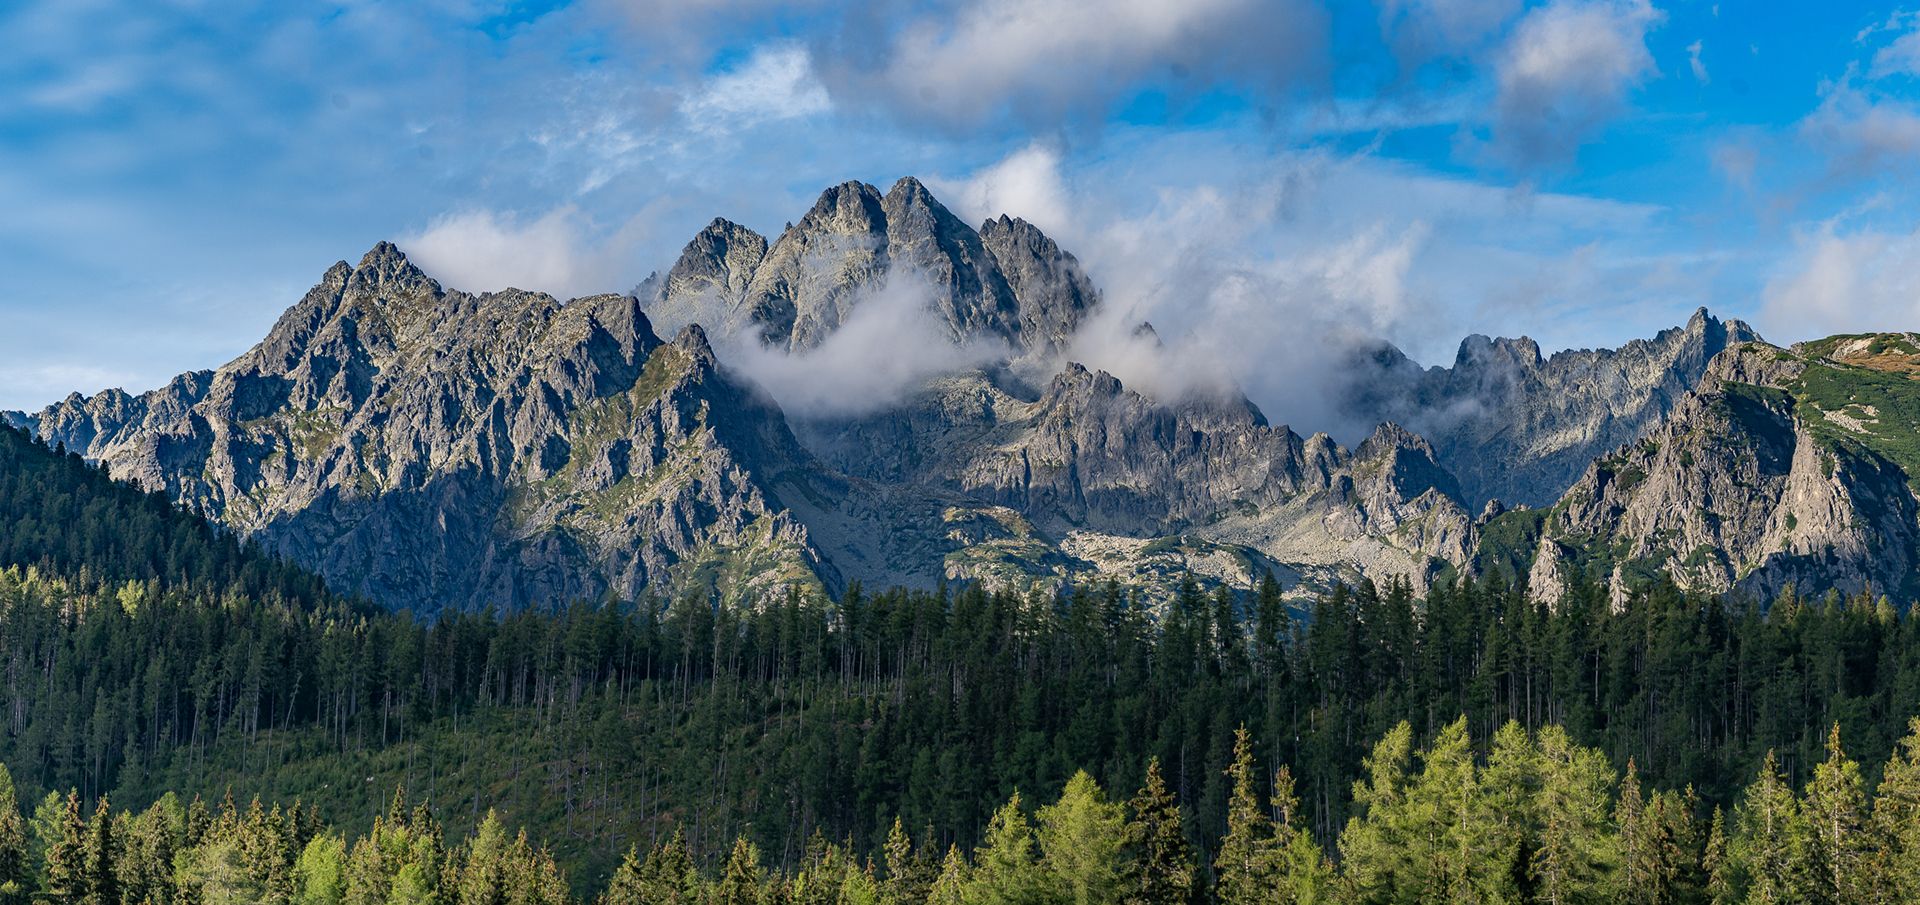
[1521, 338, 1920, 603]
[646, 179, 1090, 357]
[31, 243, 834, 613]
[1346, 307, 1762, 509]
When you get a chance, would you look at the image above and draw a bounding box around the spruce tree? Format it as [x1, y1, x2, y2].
[79, 797, 114, 905]
[0, 765, 27, 905]
[1730, 750, 1811, 904]
[1212, 729, 1274, 905]
[1269, 765, 1334, 905]
[1803, 723, 1873, 902]
[714, 837, 765, 905]
[41, 791, 86, 905]
[1122, 759, 1194, 905]
[1871, 717, 1920, 901]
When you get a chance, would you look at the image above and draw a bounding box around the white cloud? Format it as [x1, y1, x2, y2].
[927, 143, 1074, 235]
[814, 0, 1324, 131]
[1867, 12, 1920, 78]
[401, 206, 658, 299]
[1800, 83, 1920, 179]
[1490, 0, 1663, 168]
[680, 42, 831, 133]
[1762, 222, 1920, 338]
[1687, 39, 1709, 84]
[720, 273, 1009, 417]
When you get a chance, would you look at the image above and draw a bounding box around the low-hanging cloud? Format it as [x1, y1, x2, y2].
[718, 272, 1011, 418]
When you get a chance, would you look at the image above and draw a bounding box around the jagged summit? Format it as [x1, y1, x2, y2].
[637, 177, 1096, 359]
[1344, 307, 1764, 509]
[21, 186, 1901, 613]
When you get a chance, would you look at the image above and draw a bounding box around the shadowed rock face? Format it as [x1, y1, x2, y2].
[25, 243, 833, 613]
[1345, 308, 1763, 510]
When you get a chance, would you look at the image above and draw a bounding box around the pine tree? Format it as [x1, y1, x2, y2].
[1616, 759, 1652, 903]
[1730, 750, 1811, 904]
[1703, 807, 1732, 905]
[1269, 765, 1334, 905]
[42, 791, 86, 905]
[970, 793, 1044, 905]
[1123, 759, 1194, 905]
[1037, 772, 1125, 905]
[925, 845, 969, 905]
[1871, 717, 1920, 901]
[1803, 723, 1873, 902]
[714, 836, 765, 905]
[1212, 729, 1274, 905]
[80, 797, 115, 905]
[0, 765, 27, 905]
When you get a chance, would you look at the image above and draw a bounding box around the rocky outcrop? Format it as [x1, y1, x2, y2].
[29, 243, 833, 613]
[632, 218, 768, 338]
[796, 364, 1476, 595]
[1519, 338, 1920, 603]
[642, 178, 1093, 357]
[1346, 308, 1763, 509]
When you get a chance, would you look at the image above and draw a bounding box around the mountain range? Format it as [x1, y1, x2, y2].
[10, 177, 1919, 612]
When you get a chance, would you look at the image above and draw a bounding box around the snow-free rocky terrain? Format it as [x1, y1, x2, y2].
[14, 179, 1914, 613]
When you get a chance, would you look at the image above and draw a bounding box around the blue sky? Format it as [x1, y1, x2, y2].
[4, 0, 1920, 425]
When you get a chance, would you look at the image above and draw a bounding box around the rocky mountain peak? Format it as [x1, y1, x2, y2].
[642, 177, 1096, 359]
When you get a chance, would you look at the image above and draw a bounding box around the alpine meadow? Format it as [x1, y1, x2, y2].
[8, 1, 1920, 904]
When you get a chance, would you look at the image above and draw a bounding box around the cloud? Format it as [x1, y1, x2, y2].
[927, 143, 1074, 235]
[719, 273, 1009, 417]
[1710, 141, 1757, 191]
[1761, 221, 1920, 338]
[1488, 0, 1664, 168]
[1867, 13, 1920, 78]
[401, 206, 660, 299]
[1687, 40, 1709, 84]
[680, 42, 831, 133]
[1799, 83, 1920, 180]
[1378, 0, 1522, 68]
[812, 0, 1326, 132]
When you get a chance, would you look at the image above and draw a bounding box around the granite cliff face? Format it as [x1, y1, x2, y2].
[23, 243, 833, 612]
[1507, 337, 1920, 604]
[1346, 308, 1761, 509]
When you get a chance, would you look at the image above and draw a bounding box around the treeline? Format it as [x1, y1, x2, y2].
[5, 564, 1918, 882]
[0, 425, 344, 611]
[4, 717, 1920, 904]
[6, 422, 1920, 882]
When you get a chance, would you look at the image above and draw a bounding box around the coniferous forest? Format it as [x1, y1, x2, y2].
[7, 424, 1920, 904]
